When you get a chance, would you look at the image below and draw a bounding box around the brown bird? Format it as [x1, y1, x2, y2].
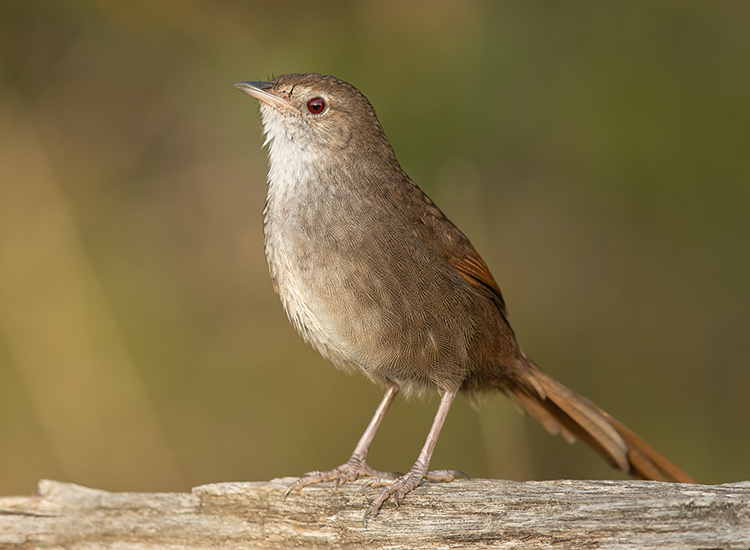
[234, 73, 693, 522]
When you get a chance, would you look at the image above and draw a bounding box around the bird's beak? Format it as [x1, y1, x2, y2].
[234, 80, 293, 111]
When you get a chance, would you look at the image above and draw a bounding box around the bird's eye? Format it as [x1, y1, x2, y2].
[307, 97, 327, 114]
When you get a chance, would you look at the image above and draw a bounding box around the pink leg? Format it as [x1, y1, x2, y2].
[363, 389, 466, 523]
[285, 384, 401, 496]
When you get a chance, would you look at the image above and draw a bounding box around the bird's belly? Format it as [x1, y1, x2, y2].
[263, 214, 485, 394]
[264, 232, 351, 369]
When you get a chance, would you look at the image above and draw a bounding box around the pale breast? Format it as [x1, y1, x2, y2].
[262, 131, 360, 372]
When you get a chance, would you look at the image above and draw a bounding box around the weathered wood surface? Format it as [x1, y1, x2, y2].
[0, 478, 748, 549]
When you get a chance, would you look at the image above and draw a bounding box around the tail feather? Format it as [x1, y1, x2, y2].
[599, 410, 695, 482]
[515, 365, 694, 483]
[511, 391, 576, 443]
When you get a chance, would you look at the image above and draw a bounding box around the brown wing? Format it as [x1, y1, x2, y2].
[443, 244, 508, 318]
[405, 184, 509, 318]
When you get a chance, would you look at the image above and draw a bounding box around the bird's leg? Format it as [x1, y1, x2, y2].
[285, 384, 401, 497]
[363, 389, 465, 523]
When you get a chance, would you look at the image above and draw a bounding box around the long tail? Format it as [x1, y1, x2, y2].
[511, 362, 694, 483]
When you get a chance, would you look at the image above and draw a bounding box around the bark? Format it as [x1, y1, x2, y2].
[1, 478, 748, 549]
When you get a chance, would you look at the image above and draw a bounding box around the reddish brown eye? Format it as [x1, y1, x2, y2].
[307, 97, 326, 114]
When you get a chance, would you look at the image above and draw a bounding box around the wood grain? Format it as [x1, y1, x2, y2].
[1, 478, 748, 549]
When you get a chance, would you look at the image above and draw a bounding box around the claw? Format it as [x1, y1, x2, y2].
[284, 475, 313, 498]
[284, 458, 399, 499]
[424, 468, 470, 482]
[360, 475, 401, 492]
[362, 465, 462, 524]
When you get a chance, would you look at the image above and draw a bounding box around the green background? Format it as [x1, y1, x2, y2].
[1, 0, 748, 495]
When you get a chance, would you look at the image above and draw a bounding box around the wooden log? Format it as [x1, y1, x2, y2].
[0, 478, 748, 549]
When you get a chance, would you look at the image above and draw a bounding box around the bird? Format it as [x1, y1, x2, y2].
[234, 73, 693, 522]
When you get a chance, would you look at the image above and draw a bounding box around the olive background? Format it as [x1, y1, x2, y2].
[1, 0, 749, 495]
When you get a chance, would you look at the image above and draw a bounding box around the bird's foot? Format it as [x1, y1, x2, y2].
[362, 463, 468, 523]
[284, 456, 400, 497]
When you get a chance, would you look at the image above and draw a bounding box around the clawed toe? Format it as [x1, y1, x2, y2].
[362, 465, 462, 524]
[284, 458, 400, 498]
[424, 468, 470, 482]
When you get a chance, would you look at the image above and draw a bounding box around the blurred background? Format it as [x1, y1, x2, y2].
[1, 0, 748, 496]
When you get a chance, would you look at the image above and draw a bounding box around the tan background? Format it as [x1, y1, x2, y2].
[1, 1, 748, 495]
